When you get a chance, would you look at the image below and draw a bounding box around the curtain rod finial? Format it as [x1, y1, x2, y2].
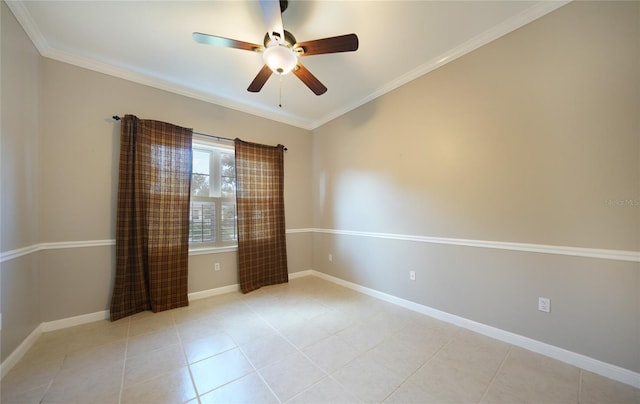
[112, 115, 121, 121]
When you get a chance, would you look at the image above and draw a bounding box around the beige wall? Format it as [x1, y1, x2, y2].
[313, 1, 638, 251]
[39, 59, 313, 242]
[312, 1, 639, 372]
[1, 1, 42, 362]
[36, 58, 313, 323]
[1, 1, 41, 251]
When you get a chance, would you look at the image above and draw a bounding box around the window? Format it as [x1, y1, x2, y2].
[189, 140, 237, 248]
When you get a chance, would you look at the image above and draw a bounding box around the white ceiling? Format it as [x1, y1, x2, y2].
[7, 0, 568, 130]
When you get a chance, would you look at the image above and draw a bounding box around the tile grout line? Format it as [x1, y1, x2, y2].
[319, 287, 446, 402]
[37, 330, 77, 403]
[577, 369, 583, 404]
[234, 326, 283, 404]
[478, 345, 512, 403]
[39, 377, 55, 404]
[201, 293, 286, 401]
[264, 293, 373, 402]
[37, 359, 60, 402]
[381, 329, 458, 403]
[171, 312, 202, 404]
[115, 318, 130, 404]
[187, 335, 263, 401]
[244, 354, 283, 404]
[239, 291, 327, 403]
[291, 306, 369, 402]
[240, 284, 391, 402]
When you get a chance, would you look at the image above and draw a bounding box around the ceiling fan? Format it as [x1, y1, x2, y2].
[192, 0, 358, 96]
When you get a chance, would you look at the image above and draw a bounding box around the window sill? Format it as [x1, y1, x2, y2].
[188, 245, 238, 256]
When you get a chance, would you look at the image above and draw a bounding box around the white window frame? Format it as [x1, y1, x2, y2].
[189, 137, 237, 253]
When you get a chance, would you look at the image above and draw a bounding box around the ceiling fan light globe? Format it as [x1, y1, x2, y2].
[263, 45, 297, 75]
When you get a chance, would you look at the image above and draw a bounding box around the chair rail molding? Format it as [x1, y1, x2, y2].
[313, 228, 640, 262]
[2, 229, 638, 263]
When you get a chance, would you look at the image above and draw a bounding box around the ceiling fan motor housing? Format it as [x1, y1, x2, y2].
[263, 30, 297, 48]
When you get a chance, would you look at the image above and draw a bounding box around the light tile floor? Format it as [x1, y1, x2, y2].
[2, 276, 639, 403]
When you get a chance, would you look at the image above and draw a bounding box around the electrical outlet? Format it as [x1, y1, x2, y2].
[328, 253, 333, 262]
[538, 297, 550, 313]
[409, 271, 416, 281]
[214, 262, 221, 272]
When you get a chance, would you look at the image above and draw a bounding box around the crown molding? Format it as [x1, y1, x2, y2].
[41, 47, 314, 130]
[5, 0, 312, 130]
[5, 1, 48, 53]
[310, 1, 571, 129]
[7, 0, 570, 131]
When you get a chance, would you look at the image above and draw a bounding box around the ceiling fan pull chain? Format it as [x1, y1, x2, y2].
[279, 74, 283, 108]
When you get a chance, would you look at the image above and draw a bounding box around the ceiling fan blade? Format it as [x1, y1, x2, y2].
[296, 34, 359, 56]
[260, 0, 285, 43]
[192, 32, 262, 52]
[248, 65, 273, 92]
[293, 63, 327, 95]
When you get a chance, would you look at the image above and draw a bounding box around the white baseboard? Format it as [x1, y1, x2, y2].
[3, 270, 638, 389]
[37, 274, 310, 334]
[289, 269, 314, 279]
[1, 311, 112, 379]
[0, 324, 43, 380]
[309, 270, 640, 389]
[0, 274, 307, 380]
[186, 270, 313, 301]
[188, 284, 239, 301]
[41, 310, 110, 332]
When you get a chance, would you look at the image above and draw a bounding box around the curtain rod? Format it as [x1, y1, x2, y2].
[112, 116, 287, 151]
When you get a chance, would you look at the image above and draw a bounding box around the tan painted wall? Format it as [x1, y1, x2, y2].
[312, 1, 639, 372]
[39, 60, 313, 242]
[1, 1, 42, 362]
[1, 2, 41, 251]
[36, 58, 313, 322]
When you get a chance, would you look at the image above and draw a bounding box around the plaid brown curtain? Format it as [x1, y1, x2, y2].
[110, 115, 193, 321]
[234, 139, 288, 293]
